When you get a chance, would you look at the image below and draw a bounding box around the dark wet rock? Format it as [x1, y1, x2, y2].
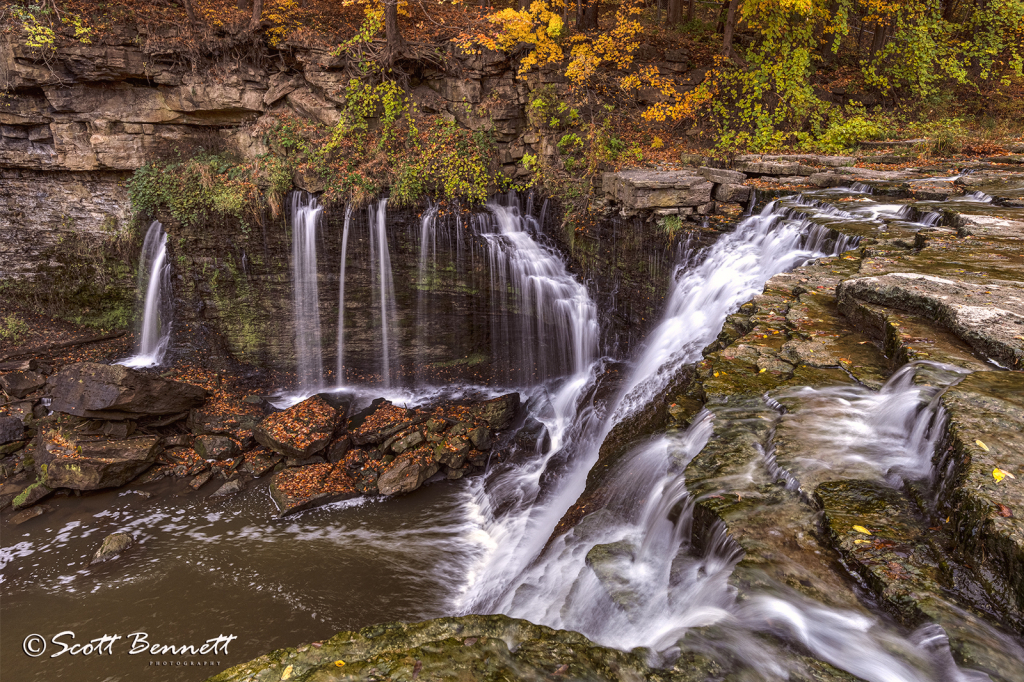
[348, 399, 419, 446]
[211, 478, 245, 498]
[313, 391, 354, 416]
[837, 273, 1024, 370]
[326, 435, 351, 463]
[816, 478, 1024, 680]
[390, 429, 424, 454]
[378, 446, 440, 496]
[0, 370, 46, 398]
[432, 436, 471, 469]
[0, 416, 24, 445]
[468, 392, 521, 430]
[239, 449, 281, 477]
[585, 540, 638, 610]
[194, 435, 240, 461]
[36, 424, 161, 490]
[253, 395, 339, 459]
[49, 362, 207, 419]
[90, 532, 134, 564]
[187, 401, 262, 436]
[190, 469, 213, 490]
[514, 416, 549, 453]
[1, 470, 48, 510]
[713, 182, 751, 203]
[204, 614, 714, 682]
[938, 371, 1024, 617]
[162, 433, 191, 448]
[269, 462, 358, 516]
[467, 425, 491, 450]
[0, 440, 27, 457]
[10, 504, 47, 525]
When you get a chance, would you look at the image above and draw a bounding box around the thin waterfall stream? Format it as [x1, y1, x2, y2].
[119, 220, 172, 368]
[291, 191, 325, 394]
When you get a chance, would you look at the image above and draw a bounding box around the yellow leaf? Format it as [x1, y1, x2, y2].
[993, 468, 1016, 482]
[854, 539, 871, 544]
[759, 368, 767, 373]
[975, 439, 989, 451]
[713, 372, 719, 377]
[852, 525, 872, 535]
[282, 665, 294, 680]
[335, 660, 346, 667]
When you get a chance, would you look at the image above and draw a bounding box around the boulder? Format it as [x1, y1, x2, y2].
[0, 416, 24, 445]
[390, 429, 424, 454]
[1, 471, 51, 510]
[732, 160, 816, 177]
[468, 425, 492, 450]
[602, 170, 713, 210]
[36, 426, 161, 490]
[253, 395, 339, 459]
[698, 166, 746, 184]
[0, 370, 46, 398]
[269, 462, 359, 516]
[194, 435, 241, 460]
[433, 435, 471, 468]
[469, 392, 521, 430]
[49, 362, 207, 419]
[713, 183, 751, 203]
[348, 399, 422, 445]
[377, 447, 440, 496]
[90, 532, 134, 564]
[211, 478, 245, 498]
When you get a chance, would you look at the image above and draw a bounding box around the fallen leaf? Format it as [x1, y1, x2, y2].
[997, 504, 1013, 518]
[713, 372, 720, 378]
[282, 665, 294, 680]
[854, 539, 871, 544]
[852, 525, 872, 535]
[759, 368, 767, 373]
[993, 467, 1016, 482]
[335, 660, 346, 667]
[976, 439, 990, 451]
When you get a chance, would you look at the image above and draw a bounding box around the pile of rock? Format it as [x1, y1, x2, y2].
[265, 393, 520, 516]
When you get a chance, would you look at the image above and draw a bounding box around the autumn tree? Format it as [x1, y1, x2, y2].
[384, 0, 405, 59]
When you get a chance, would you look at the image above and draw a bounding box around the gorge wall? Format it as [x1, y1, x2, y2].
[0, 32, 696, 382]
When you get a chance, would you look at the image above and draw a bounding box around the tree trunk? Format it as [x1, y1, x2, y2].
[869, 21, 887, 58]
[721, 0, 740, 57]
[385, 0, 406, 61]
[686, 0, 696, 21]
[577, 0, 599, 30]
[250, 0, 263, 27]
[182, 0, 197, 23]
[666, 0, 683, 25]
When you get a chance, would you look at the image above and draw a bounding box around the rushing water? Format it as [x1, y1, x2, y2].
[368, 198, 398, 388]
[457, 200, 860, 616]
[291, 192, 325, 393]
[119, 220, 172, 368]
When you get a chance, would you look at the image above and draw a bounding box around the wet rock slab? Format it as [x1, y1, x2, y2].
[838, 273, 1024, 370]
[49, 362, 207, 419]
[36, 419, 161, 491]
[253, 395, 340, 459]
[205, 614, 714, 682]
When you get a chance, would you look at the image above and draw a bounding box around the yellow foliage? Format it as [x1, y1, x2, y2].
[481, 2, 568, 75]
[265, 0, 304, 47]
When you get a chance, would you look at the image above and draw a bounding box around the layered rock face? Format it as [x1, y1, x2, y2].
[2, 36, 689, 379]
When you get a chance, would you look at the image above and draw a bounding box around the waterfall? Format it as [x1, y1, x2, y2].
[369, 199, 398, 387]
[336, 204, 353, 387]
[457, 199, 860, 614]
[120, 220, 172, 368]
[480, 196, 598, 385]
[291, 191, 324, 394]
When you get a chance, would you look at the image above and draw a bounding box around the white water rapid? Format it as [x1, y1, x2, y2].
[291, 192, 325, 393]
[119, 220, 172, 368]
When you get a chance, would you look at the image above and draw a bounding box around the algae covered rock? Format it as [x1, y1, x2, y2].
[204, 614, 710, 682]
[49, 362, 207, 419]
[90, 532, 134, 564]
[254, 395, 340, 459]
